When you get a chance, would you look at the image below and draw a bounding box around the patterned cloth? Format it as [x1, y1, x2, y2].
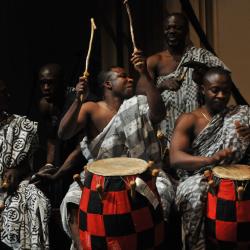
[175, 105, 250, 250]
[0, 180, 51, 250]
[0, 114, 51, 249]
[60, 95, 175, 239]
[156, 46, 227, 147]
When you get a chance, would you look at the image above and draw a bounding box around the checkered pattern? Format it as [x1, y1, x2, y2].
[79, 170, 165, 249]
[206, 179, 250, 248]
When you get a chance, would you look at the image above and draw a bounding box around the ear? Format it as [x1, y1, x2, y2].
[200, 85, 205, 95]
[103, 81, 112, 89]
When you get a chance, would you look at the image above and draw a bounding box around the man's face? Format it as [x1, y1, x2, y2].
[39, 68, 59, 102]
[203, 73, 232, 113]
[109, 67, 134, 99]
[164, 15, 188, 49]
[0, 82, 9, 112]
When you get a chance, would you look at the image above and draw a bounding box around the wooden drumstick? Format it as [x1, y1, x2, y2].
[73, 174, 84, 190]
[204, 170, 212, 179]
[123, 0, 138, 52]
[129, 180, 136, 199]
[151, 168, 160, 177]
[80, 18, 97, 102]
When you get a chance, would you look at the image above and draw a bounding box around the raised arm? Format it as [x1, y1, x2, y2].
[58, 77, 92, 140]
[131, 50, 165, 124]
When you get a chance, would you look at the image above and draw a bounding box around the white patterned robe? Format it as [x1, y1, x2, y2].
[0, 114, 51, 249]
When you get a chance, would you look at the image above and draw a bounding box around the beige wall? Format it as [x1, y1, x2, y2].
[165, 0, 250, 103]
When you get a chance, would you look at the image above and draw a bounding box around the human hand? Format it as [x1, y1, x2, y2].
[235, 120, 250, 140]
[75, 76, 88, 100]
[209, 148, 234, 165]
[131, 49, 146, 74]
[30, 166, 58, 185]
[2, 169, 22, 194]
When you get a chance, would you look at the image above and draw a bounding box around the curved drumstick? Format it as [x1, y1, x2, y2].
[123, 0, 138, 52]
[80, 18, 97, 101]
[73, 174, 84, 190]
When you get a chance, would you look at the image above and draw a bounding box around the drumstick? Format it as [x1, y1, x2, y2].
[80, 18, 97, 102]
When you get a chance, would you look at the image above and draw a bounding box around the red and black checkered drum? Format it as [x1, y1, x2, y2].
[79, 157, 165, 250]
[206, 165, 250, 249]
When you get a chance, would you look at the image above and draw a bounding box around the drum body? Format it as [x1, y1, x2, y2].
[206, 165, 250, 249]
[79, 158, 164, 250]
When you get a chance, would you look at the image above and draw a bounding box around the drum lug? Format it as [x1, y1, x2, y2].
[73, 174, 84, 190]
[129, 180, 136, 199]
[237, 186, 244, 201]
[96, 184, 103, 200]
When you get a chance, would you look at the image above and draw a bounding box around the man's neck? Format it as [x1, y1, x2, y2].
[167, 44, 187, 56]
[105, 96, 122, 112]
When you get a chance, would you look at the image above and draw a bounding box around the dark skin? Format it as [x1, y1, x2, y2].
[145, 14, 189, 92]
[170, 73, 250, 171]
[58, 50, 165, 141]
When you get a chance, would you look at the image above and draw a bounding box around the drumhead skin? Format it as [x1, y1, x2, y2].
[213, 164, 250, 180]
[86, 157, 148, 176]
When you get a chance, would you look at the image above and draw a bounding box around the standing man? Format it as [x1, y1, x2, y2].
[144, 13, 227, 148]
[170, 66, 250, 249]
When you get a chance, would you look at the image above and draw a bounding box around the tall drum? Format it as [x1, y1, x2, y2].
[206, 165, 250, 249]
[79, 157, 165, 250]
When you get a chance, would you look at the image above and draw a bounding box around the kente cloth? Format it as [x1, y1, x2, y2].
[175, 105, 250, 250]
[0, 180, 51, 250]
[60, 95, 175, 239]
[156, 46, 227, 147]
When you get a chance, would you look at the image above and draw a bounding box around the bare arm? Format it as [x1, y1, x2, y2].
[58, 77, 92, 140]
[131, 50, 165, 124]
[170, 114, 215, 171]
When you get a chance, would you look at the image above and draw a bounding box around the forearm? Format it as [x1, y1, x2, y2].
[58, 98, 82, 140]
[53, 147, 84, 180]
[170, 151, 213, 171]
[140, 73, 165, 123]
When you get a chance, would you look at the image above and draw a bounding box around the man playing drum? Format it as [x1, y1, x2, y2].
[170, 65, 250, 249]
[58, 51, 174, 249]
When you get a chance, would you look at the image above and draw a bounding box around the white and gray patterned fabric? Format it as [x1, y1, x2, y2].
[176, 105, 250, 250]
[156, 46, 227, 147]
[61, 95, 175, 240]
[0, 180, 51, 250]
[0, 114, 51, 249]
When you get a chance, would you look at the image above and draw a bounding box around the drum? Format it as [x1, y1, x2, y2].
[79, 157, 165, 250]
[206, 165, 250, 249]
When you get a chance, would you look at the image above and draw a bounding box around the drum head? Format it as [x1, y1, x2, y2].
[86, 157, 148, 176]
[213, 165, 250, 180]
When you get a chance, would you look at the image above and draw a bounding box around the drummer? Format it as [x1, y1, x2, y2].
[58, 50, 174, 249]
[169, 64, 250, 249]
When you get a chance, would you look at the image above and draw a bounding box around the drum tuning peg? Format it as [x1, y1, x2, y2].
[96, 183, 103, 200]
[73, 174, 84, 190]
[152, 168, 160, 177]
[204, 170, 212, 179]
[147, 161, 154, 169]
[129, 180, 136, 199]
[208, 179, 216, 195]
[237, 186, 244, 201]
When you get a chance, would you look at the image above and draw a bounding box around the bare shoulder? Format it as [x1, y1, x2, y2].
[175, 112, 197, 129]
[147, 52, 164, 67]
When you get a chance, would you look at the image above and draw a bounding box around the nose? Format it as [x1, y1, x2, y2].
[216, 91, 226, 99]
[127, 77, 133, 83]
[43, 83, 50, 91]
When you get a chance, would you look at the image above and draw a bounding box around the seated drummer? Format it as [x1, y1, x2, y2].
[58, 50, 174, 249]
[169, 64, 250, 249]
